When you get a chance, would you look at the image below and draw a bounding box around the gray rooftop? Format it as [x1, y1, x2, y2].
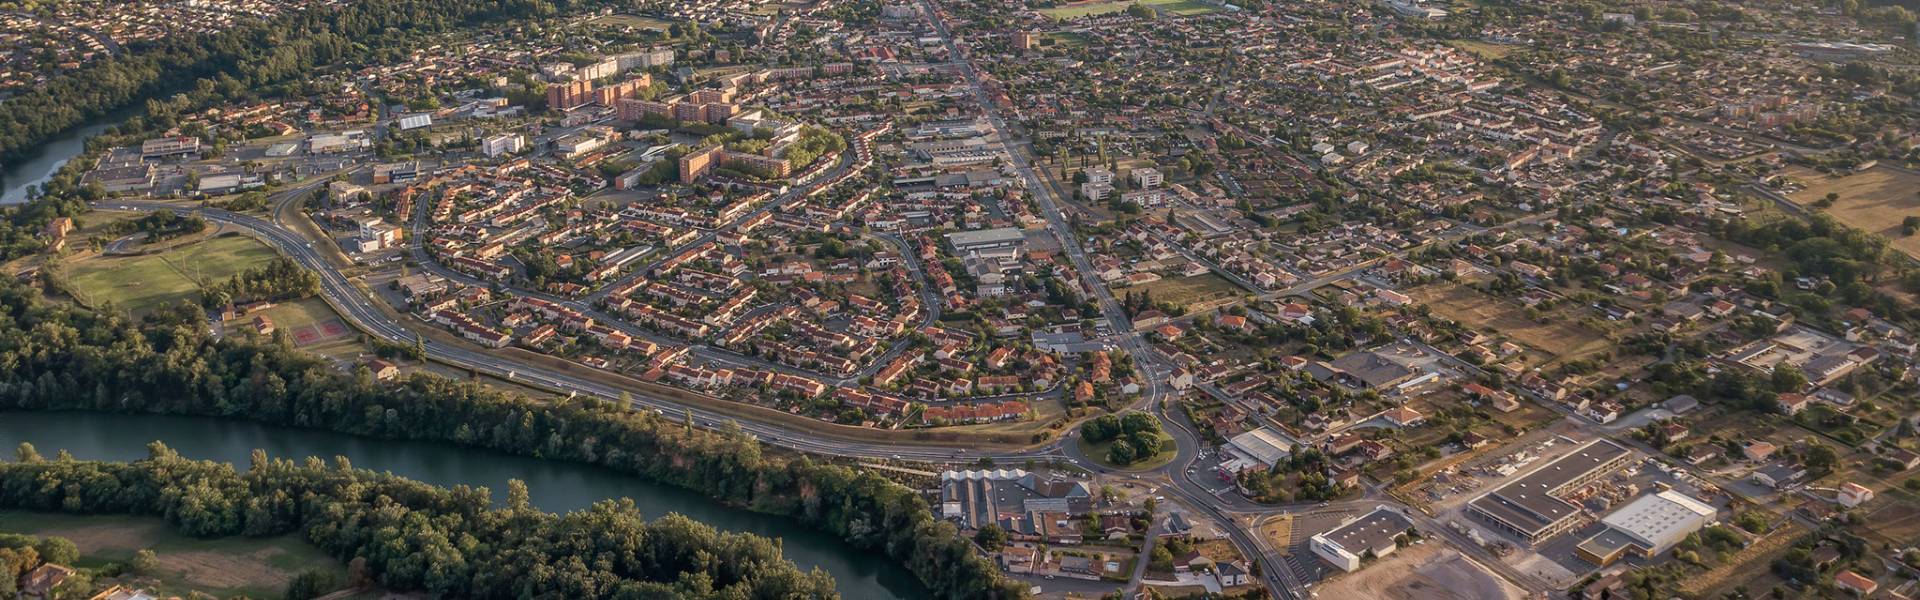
[1469, 439, 1632, 535]
[946, 227, 1026, 249]
[1318, 507, 1414, 556]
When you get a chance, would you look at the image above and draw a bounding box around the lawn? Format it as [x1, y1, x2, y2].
[1078, 432, 1178, 471]
[1784, 165, 1920, 259]
[63, 233, 277, 315]
[0, 511, 345, 599]
[1446, 39, 1516, 59]
[1113, 273, 1246, 315]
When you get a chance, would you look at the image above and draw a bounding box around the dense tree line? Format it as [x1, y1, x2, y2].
[198, 256, 321, 308]
[0, 445, 837, 598]
[0, 281, 1024, 599]
[0, 0, 602, 163]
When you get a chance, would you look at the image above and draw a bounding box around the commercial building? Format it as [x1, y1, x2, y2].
[946, 227, 1026, 255]
[1310, 507, 1416, 572]
[1225, 427, 1293, 469]
[372, 162, 419, 184]
[937, 469, 1091, 530]
[140, 136, 201, 160]
[396, 114, 433, 131]
[1725, 325, 1879, 386]
[1574, 490, 1718, 566]
[1467, 439, 1634, 544]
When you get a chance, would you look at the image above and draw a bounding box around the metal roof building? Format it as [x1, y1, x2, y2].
[1467, 439, 1634, 544]
[1310, 506, 1416, 572]
[1575, 490, 1718, 565]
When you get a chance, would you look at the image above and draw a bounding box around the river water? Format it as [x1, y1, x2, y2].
[0, 108, 136, 205]
[0, 411, 925, 598]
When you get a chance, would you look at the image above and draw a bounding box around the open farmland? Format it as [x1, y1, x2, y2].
[1785, 165, 1920, 259]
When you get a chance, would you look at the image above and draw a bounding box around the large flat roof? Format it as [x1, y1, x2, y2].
[1602, 490, 1716, 549]
[1315, 507, 1414, 556]
[1470, 439, 1631, 535]
[1228, 427, 1293, 465]
[946, 227, 1026, 248]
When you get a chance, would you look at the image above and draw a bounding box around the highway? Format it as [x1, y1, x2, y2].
[108, 197, 1068, 466]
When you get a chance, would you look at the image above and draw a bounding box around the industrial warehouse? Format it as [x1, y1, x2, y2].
[1574, 490, 1720, 566]
[1310, 507, 1418, 572]
[1467, 439, 1636, 544]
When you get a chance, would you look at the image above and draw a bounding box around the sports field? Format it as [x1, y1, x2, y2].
[64, 234, 277, 315]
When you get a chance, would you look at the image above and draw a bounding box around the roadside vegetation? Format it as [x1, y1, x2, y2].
[0, 278, 1025, 599]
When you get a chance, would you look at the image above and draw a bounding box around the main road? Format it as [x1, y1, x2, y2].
[106, 198, 1066, 466]
[911, 2, 1307, 597]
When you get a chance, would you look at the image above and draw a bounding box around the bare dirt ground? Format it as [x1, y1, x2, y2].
[1312, 542, 1526, 600]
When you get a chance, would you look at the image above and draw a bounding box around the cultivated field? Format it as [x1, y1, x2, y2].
[1785, 165, 1920, 258]
[1312, 543, 1525, 600]
[0, 511, 344, 599]
[1408, 283, 1612, 365]
[63, 233, 276, 315]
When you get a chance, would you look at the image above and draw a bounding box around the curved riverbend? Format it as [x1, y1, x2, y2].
[0, 410, 926, 599]
[0, 109, 135, 204]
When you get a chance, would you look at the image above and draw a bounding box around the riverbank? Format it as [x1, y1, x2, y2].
[0, 411, 927, 599]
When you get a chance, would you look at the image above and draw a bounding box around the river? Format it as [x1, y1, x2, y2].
[0, 108, 136, 205]
[0, 411, 926, 598]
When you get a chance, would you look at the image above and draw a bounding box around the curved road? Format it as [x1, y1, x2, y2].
[109, 198, 1066, 466]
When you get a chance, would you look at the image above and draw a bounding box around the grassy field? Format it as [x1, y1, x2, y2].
[64, 233, 276, 315]
[1078, 432, 1178, 471]
[1408, 282, 1612, 366]
[1113, 273, 1245, 315]
[1257, 515, 1293, 557]
[0, 511, 344, 599]
[587, 14, 679, 31]
[1447, 39, 1516, 59]
[1040, 0, 1220, 19]
[1785, 165, 1920, 259]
